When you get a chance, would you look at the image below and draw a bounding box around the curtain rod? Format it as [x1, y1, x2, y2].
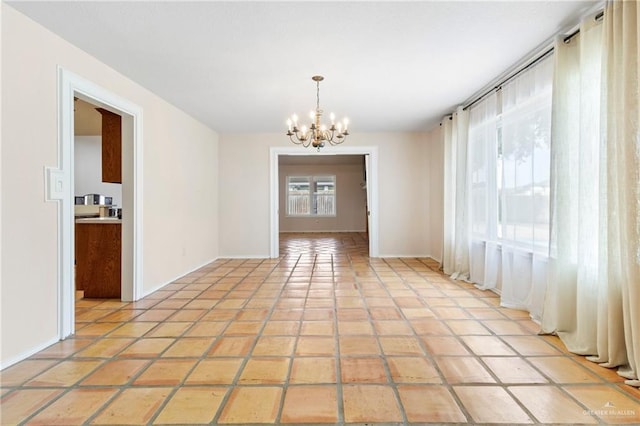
[461, 8, 604, 112]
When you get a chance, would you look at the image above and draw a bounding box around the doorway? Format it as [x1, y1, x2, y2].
[269, 146, 379, 258]
[56, 68, 143, 339]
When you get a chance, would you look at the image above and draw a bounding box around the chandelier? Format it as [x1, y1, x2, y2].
[286, 75, 349, 150]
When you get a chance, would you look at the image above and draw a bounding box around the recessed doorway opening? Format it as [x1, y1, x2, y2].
[269, 146, 379, 258]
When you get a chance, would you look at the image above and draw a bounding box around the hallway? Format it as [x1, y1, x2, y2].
[1, 233, 639, 424]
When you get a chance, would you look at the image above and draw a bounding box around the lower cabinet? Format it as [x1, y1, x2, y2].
[75, 222, 121, 298]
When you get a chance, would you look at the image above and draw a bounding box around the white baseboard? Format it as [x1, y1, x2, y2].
[0, 336, 60, 371]
[141, 257, 219, 298]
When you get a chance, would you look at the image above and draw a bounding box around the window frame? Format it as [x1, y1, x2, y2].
[285, 174, 337, 217]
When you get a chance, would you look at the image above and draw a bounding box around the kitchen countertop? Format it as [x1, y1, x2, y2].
[75, 217, 122, 224]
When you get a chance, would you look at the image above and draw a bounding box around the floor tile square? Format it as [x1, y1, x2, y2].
[147, 322, 192, 338]
[26, 388, 117, 425]
[262, 321, 300, 335]
[342, 385, 403, 423]
[435, 356, 496, 384]
[341, 357, 387, 383]
[133, 359, 197, 386]
[185, 358, 243, 385]
[482, 356, 548, 383]
[153, 387, 227, 424]
[379, 336, 425, 355]
[252, 336, 296, 356]
[338, 320, 374, 335]
[0, 389, 63, 425]
[339, 332, 384, 354]
[454, 385, 533, 423]
[564, 385, 640, 424]
[162, 337, 215, 357]
[300, 321, 334, 336]
[388, 357, 442, 383]
[410, 319, 452, 335]
[529, 357, 603, 383]
[26, 360, 103, 387]
[445, 319, 491, 335]
[368, 307, 402, 320]
[461, 335, 517, 356]
[398, 385, 467, 423]
[224, 321, 263, 335]
[118, 338, 175, 358]
[92, 387, 172, 424]
[373, 320, 414, 335]
[289, 357, 336, 384]
[421, 335, 470, 355]
[510, 385, 599, 424]
[238, 358, 290, 384]
[208, 336, 255, 357]
[280, 385, 338, 423]
[296, 336, 336, 356]
[501, 335, 564, 356]
[186, 321, 228, 337]
[0, 360, 59, 386]
[81, 359, 149, 386]
[217, 386, 282, 424]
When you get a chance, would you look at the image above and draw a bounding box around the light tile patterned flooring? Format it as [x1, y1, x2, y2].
[2, 232, 639, 425]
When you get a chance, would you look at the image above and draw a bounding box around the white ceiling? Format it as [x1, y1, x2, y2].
[7, 1, 598, 133]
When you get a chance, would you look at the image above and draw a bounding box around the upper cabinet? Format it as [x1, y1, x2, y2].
[96, 108, 122, 184]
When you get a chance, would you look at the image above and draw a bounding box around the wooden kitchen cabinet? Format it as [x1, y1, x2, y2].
[75, 222, 121, 298]
[96, 108, 122, 184]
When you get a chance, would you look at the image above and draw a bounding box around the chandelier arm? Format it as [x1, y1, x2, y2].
[289, 133, 311, 147]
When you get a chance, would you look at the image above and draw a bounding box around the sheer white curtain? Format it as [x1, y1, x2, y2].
[441, 106, 471, 279]
[542, 1, 640, 387]
[499, 55, 553, 319]
[466, 57, 553, 320]
[468, 93, 500, 291]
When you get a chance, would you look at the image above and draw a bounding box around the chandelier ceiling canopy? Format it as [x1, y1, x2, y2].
[286, 75, 349, 150]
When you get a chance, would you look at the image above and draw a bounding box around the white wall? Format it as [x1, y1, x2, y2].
[425, 125, 444, 261]
[1, 4, 219, 368]
[279, 163, 366, 232]
[74, 136, 123, 206]
[219, 132, 430, 257]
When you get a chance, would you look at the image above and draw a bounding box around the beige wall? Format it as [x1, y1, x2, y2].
[1, 4, 219, 367]
[279, 163, 366, 232]
[218, 132, 432, 257]
[425, 125, 444, 261]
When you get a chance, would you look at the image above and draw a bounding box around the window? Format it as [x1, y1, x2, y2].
[286, 175, 336, 216]
[469, 54, 553, 252]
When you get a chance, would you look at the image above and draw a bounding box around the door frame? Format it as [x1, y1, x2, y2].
[269, 146, 379, 257]
[57, 67, 143, 339]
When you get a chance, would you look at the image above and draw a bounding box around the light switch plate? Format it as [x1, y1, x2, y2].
[45, 167, 65, 201]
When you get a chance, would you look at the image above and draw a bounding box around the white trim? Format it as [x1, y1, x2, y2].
[57, 67, 143, 339]
[269, 146, 379, 258]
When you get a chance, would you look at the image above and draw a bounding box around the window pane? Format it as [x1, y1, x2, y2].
[313, 175, 335, 215]
[469, 93, 498, 239]
[499, 54, 552, 251]
[287, 176, 310, 215]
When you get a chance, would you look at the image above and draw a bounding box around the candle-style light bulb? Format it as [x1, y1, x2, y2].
[292, 114, 298, 127]
[287, 119, 292, 131]
[343, 118, 349, 131]
[337, 122, 343, 133]
[330, 112, 335, 124]
[309, 111, 315, 121]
